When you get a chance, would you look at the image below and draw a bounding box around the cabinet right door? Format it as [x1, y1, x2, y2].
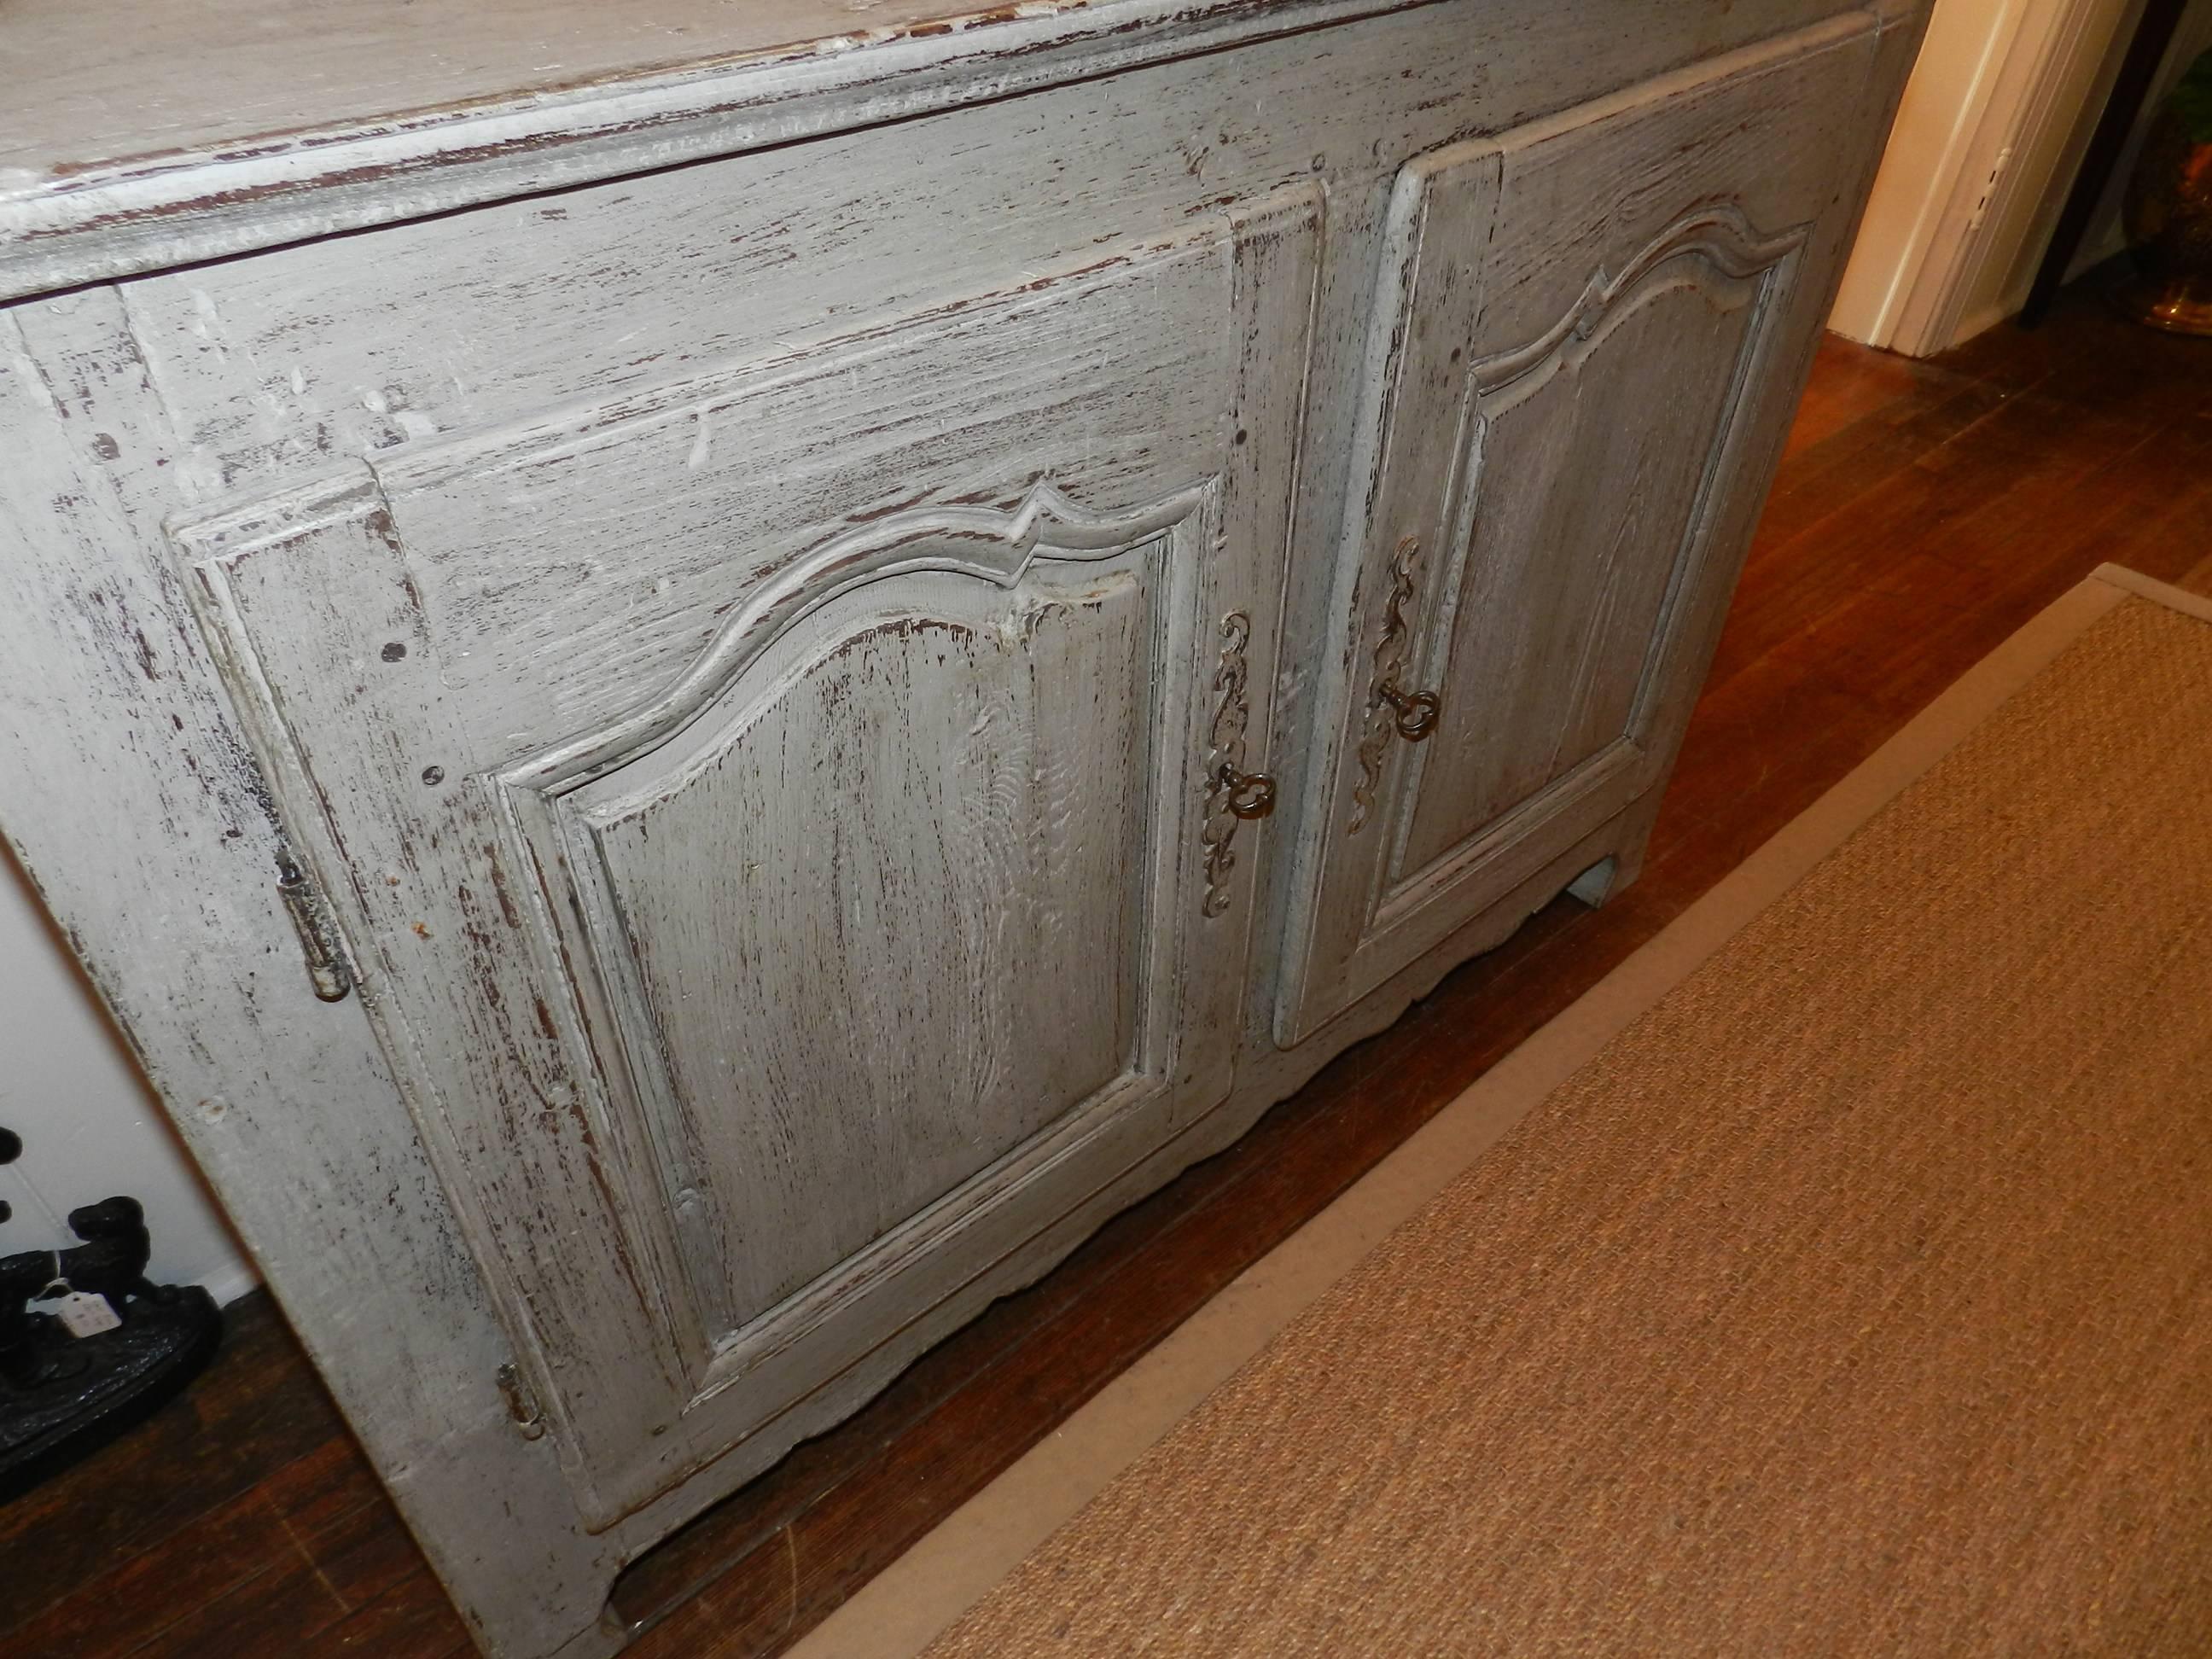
[1277, 20, 1881, 1043]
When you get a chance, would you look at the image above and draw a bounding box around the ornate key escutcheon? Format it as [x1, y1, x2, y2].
[1351, 536, 1447, 830]
[1201, 611, 1278, 915]
[1216, 764, 1277, 821]
[1377, 682, 1441, 742]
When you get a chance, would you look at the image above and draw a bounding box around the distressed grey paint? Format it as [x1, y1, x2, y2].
[0, 1, 1927, 1653]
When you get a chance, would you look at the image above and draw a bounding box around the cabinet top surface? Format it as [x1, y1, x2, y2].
[0, 0, 1417, 303]
[5, 0, 1091, 177]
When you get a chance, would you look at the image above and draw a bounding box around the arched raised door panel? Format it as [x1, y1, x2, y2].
[1277, 23, 1881, 1043]
[173, 187, 1321, 1528]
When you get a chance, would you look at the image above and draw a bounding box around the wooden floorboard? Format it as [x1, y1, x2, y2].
[9, 285, 2209, 1659]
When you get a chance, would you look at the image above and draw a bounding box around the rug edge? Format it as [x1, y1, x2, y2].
[789, 567, 2174, 1659]
[2093, 561, 2212, 626]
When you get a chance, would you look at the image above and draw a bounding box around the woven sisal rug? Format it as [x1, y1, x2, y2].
[800, 566, 2212, 1658]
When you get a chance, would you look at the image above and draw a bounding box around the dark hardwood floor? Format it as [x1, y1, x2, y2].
[6, 282, 2208, 1659]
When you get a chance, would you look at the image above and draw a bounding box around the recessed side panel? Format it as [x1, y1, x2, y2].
[545, 550, 1170, 1344]
[1387, 235, 1781, 888]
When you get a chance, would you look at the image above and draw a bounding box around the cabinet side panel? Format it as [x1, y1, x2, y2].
[0, 294, 620, 1656]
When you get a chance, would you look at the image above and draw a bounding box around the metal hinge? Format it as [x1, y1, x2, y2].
[274, 853, 354, 1003]
[496, 1362, 548, 1441]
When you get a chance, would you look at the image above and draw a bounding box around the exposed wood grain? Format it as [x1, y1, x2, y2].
[361, 231, 1243, 752]
[1393, 215, 1769, 866]
[174, 192, 1318, 1533]
[617, 288, 2212, 1659]
[590, 573, 1157, 1327]
[0, 292, 624, 1658]
[1276, 20, 1882, 1041]
[2, 0, 1276, 179]
[0, 6, 1920, 1654]
[0, 0, 1438, 300]
[20, 278, 2192, 1659]
[105, 0, 1846, 508]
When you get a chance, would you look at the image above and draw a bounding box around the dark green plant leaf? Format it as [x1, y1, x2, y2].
[2173, 47, 2212, 145]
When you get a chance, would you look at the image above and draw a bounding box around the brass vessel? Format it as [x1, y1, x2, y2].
[2120, 49, 2212, 335]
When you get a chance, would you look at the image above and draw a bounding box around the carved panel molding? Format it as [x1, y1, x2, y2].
[1471, 201, 1806, 397]
[502, 480, 1208, 800]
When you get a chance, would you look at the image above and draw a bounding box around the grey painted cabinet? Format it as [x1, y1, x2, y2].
[0, 1, 1924, 1653]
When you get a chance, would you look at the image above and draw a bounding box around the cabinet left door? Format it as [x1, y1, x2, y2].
[172, 190, 1318, 1529]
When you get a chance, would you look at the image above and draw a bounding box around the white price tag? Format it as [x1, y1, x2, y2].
[55, 1290, 121, 1338]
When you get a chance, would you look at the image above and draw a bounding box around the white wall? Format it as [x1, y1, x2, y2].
[1, 847, 257, 1304]
[1830, 0, 2029, 347]
[1832, 0, 2212, 355]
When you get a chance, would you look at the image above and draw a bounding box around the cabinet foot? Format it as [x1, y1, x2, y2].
[1567, 842, 1645, 909]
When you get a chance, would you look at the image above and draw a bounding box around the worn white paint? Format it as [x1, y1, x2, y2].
[176, 193, 1316, 1528]
[0, 0, 1423, 300]
[0, 857, 255, 1303]
[1278, 20, 1884, 1040]
[0, 1, 1926, 1653]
